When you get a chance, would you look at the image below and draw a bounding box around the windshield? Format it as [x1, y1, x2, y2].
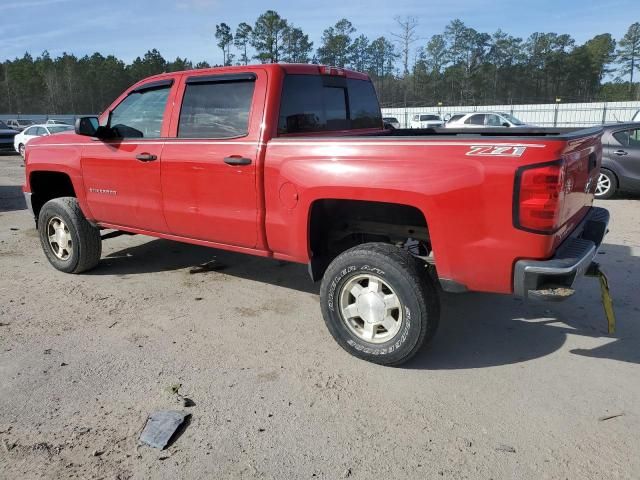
[383, 117, 398, 123]
[501, 113, 525, 125]
[48, 125, 74, 134]
[0, 121, 10, 129]
[447, 114, 464, 123]
[19, 119, 36, 126]
[420, 115, 440, 121]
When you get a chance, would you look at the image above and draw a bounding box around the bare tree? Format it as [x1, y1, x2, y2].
[391, 16, 419, 76]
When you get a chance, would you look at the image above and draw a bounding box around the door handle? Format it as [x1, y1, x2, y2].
[614, 150, 628, 156]
[136, 152, 157, 162]
[224, 156, 252, 166]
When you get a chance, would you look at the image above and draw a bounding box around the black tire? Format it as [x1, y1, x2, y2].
[18, 144, 25, 157]
[595, 169, 617, 199]
[38, 197, 102, 273]
[320, 242, 440, 366]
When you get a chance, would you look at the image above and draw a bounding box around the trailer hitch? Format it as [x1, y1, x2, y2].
[585, 262, 616, 335]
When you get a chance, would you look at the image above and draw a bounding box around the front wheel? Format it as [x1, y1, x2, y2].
[320, 243, 440, 366]
[38, 197, 102, 273]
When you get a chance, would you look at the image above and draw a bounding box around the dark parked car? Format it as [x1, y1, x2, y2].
[6, 119, 36, 131]
[0, 121, 18, 153]
[597, 122, 640, 199]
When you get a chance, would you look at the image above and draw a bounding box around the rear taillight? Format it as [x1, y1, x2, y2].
[514, 160, 564, 234]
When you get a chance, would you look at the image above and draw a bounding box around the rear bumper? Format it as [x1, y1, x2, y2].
[513, 207, 609, 299]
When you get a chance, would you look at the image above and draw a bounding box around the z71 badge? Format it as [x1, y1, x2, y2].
[466, 145, 528, 157]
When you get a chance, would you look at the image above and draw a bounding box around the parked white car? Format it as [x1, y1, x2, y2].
[13, 124, 73, 156]
[383, 116, 400, 129]
[45, 119, 71, 125]
[410, 113, 444, 128]
[444, 112, 529, 128]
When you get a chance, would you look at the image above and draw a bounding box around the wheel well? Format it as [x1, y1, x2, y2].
[308, 199, 430, 280]
[29, 171, 76, 222]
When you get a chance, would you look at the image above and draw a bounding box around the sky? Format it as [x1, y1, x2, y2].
[1, 0, 637, 65]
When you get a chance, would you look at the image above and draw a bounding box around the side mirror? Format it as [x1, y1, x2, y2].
[502, 122, 510, 127]
[75, 116, 99, 136]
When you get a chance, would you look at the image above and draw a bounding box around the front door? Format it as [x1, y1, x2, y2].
[81, 80, 174, 232]
[161, 71, 266, 248]
[608, 127, 640, 181]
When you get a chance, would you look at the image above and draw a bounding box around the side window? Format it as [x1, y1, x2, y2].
[486, 114, 502, 126]
[178, 79, 255, 138]
[466, 114, 485, 125]
[629, 129, 640, 148]
[109, 86, 171, 138]
[278, 75, 381, 134]
[613, 130, 630, 147]
[34, 127, 46, 136]
[23, 127, 35, 135]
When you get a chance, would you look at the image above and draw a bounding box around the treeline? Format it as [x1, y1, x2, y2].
[1, 12, 639, 114]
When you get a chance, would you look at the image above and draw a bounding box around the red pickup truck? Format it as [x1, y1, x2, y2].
[23, 63, 609, 365]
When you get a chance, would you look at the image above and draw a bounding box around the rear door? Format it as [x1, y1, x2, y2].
[161, 70, 266, 248]
[608, 127, 640, 180]
[81, 79, 175, 232]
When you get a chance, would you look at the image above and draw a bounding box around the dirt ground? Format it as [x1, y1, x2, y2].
[0, 153, 638, 479]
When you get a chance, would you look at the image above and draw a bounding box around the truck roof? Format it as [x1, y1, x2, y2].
[139, 63, 371, 85]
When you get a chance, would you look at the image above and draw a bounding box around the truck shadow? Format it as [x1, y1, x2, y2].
[93, 238, 638, 368]
[91, 238, 320, 295]
[409, 242, 640, 369]
[0, 185, 26, 212]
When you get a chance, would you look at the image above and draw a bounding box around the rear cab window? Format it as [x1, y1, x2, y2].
[178, 74, 256, 139]
[278, 74, 382, 135]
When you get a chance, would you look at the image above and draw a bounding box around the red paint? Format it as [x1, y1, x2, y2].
[23, 64, 603, 294]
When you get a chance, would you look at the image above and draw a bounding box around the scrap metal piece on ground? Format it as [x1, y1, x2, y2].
[139, 410, 190, 449]
[188, 259, 226, 274]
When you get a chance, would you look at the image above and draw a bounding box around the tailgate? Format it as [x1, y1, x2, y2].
[552, 131, 602, 248]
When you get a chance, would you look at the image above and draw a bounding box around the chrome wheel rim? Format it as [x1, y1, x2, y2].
[596, 173, 611, 197]
[47, 216, 72, 260]
[339, 274, 403, 344]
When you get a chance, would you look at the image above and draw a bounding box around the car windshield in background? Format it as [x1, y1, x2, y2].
[0, 121, 10, 129]
[420, 115, 440, 121]
[48, 125, 74, 134]
[447, 114, 464, 123]
[19, 120, 36, 126]
[383, 117, 398, 123]
[501, 113, 525, 125]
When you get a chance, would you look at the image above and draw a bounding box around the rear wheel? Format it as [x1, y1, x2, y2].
[595, 169, 617, 199]
[320, 243, 440, 366]
[38, 197, 102, 273]
[18, 144, 25, 157]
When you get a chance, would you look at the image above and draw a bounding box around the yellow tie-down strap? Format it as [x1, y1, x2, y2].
[587, 263, 616, 335]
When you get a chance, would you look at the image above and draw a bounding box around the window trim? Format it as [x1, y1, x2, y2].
[176, 76, 257, 140]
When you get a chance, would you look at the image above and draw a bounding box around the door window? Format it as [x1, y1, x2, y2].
[613, 129, 640, 147]
[109, 86, 171, 139]
[486, 114, 502, 126]
[178, 79, 255, 138]
[465, 114, 485, 125]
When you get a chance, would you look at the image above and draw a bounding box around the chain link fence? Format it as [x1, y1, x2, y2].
[382, 101, 640, 128]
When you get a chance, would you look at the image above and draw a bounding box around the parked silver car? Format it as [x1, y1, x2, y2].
[444, 112, 529, 128]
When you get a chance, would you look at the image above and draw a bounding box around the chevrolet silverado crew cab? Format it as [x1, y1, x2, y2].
[23, 64, 609, 366]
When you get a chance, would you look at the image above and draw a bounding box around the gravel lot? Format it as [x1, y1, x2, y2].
[1, 153, 639, 479]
